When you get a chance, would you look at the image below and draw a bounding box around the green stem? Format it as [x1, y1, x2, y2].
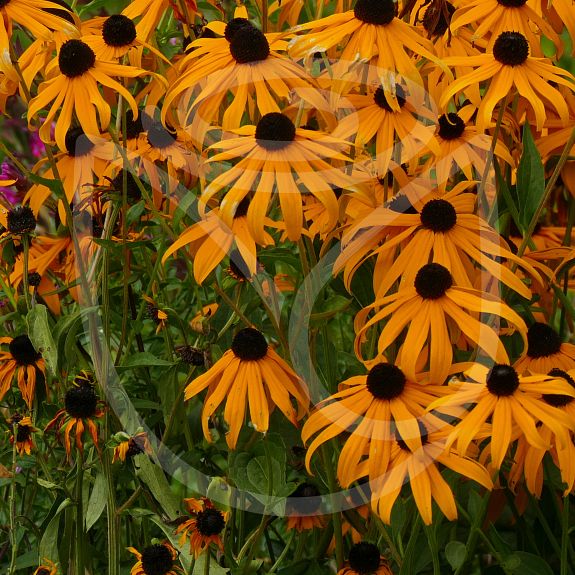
[321, 445, 343, 570]
[75, 450, 85, 575]
[203, 548, 211, 575]
[22, 234, 32, 310]
[425, 524, 440, 575]
[7, 424, 18, 575]
[268, 531, 295, 573]
[561, 495, 570, 575]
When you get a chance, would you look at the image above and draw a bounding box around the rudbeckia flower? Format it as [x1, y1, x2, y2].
[163, 19, 333, 144]
[9, 414, 37, 455]
[450, 0, 560, 56]
[285, 483, 325, 532]
[1, 205, 37, 236]
[514, 323, 575, 374]
[508, 368, 575, 495]
[428, 363, 575, 469]
[201, 112, 357, 243]
[111, 430, 152, 463]
[25, 127, 115, 222]
[333, 84, 439, 176]
[302, 363, 451, 487]
[427, 109, 514, 187]
[27, 39, 150, 150]
[184, 327, 309, 449]
[288, 0, 444, 86]
[440, 31, 575, 132]
[175, 497, 226, 558]
[143, 295, 168, 333]
[162, 198, 274, 285]
[0, 335, 46, 409]
[370, 422, 493, 525]
[33, 559, 59, 575]
[338, 542, 393, 575]
[336, 181, 537, 300]
[354, 263, 528, 384]
[128, 542, 183, 575]
[45, 371, 105, 460]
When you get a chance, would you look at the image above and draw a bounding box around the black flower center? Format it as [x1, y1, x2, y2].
[147, 122, 176, 149]
[289, 482, 322, 513]
[64, 382, 98, 419]
[255, 113, 296, 151]
[373, 85, 406, 111]
[543, 369, 575, 407]
[422, 2, 455, 37]
[386, 193, 417, 214]
[65, 127, 95, 157]
[231, 327, 268, 360]
[28, 272, 41, 287]
[126, 437, 144, 458]
[348, 542, 381, 574]
[493, 31, 529, 66]
[420, 199, 457, 232]
[354, 0, 397, 25]
[196, 508, 225, 536]
[224, 17, 253, 42]
[7, 206, 36, 234]
[141, 544, 174, 575]
[397, 420, 429, 451]
[9, 335, 40, 365]
[59, 39, 96, 78]
[102, 14, 137, 47]
[497, 0, 527, 6]
[486, 364, 519, 396]
[526, 322, 562, 358]
[111, 169, 142, 201]
[438, 113, 465, 140]
[16, 423, 32, 442]
[414, 263, 453, 299]
[366, 363, 406, 400]
[229, 25, 270, 63]
[124, 109, 144, 140]
[176, 345, 205, 366]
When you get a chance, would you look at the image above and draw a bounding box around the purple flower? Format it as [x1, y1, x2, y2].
[29, 132, 45, 158]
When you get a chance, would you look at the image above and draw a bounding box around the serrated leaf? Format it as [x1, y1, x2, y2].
[445, 541, 467, 570]
[26, 304, 57, 373]
[118, 352, 175, 368]
[516, 122, 545, 232]
[85, 472, 108, 531]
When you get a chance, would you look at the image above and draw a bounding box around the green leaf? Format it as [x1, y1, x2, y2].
[38, 498, 73, 565]
[192, 553, 229, 574]
[85, 472, 108, 531]
[503, 552, 555, 575]
[118, 352, 175, 368]
[135, 454, 181, 520]
[516, 121, 545, 232]
[36, 478, 62, 491]
[26, 304, 57, 374]
[445, 541, 467, 570]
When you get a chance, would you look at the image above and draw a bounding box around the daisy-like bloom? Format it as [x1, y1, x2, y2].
[33, 559, 59, 575]
[185, 327, 309, 449]
[370, 421, 493, 525]
[1, 205, 37, 236]
[426, 109, 514, 187]
[288, 0, 446, 86]
[286, 482, 324, 532]
[25, 127, 115, 222]
[450, 0, 560, 56]
[338, 542, 393, 575]
[302, 363, 451, 487]
[162, 198, 274, 285]
[428, 363, 575, 469]
[176, 345, 206, 367]
[336, 181, 537, 299]
[190, 303, 219, 334]
[9, 414, 37, 455]
[0, 335, 45, 409]
[111, 430, 152, 463]
[333, 83, 439, 176]
[514, 323, 575, 374]
[175, 497, 226, 558]
[143, 295, 168, 333]
[354, 263, 528, 384]
[163, 19, 334, 145]
[440, 31, 575, 132]
[27, 38, 149, 151]
[200, 112, 357, 243]
[128, 542, 182, 575]
[45, 371, 105, 460]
